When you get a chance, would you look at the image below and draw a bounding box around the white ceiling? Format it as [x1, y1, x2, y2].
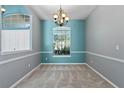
[27, 5, 96, 20]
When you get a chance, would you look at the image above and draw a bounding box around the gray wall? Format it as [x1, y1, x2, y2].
[0, 5, 2, 51]
[0, 8, 42, 88]
[86, 6, 124, 87]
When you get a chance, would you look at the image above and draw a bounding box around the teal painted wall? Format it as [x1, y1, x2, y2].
[41, 20, 86, 63]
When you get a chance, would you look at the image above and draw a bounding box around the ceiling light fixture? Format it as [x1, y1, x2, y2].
[53, 5, 70, 26]
[0, 6, 6, 29]
[0, 7, 6, 13]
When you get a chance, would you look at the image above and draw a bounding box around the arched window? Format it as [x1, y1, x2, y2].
[3, 14, 31, 29]
[1, 13, 32, 55]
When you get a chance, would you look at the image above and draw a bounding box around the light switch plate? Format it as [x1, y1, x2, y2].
[46, 57, 48, 60]
[116, 45, 120, 50]
[28, 64, 31, 67]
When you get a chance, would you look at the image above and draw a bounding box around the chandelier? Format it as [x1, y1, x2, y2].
[0, 6, 6, 13]
[53, 6, 69, 26]
[0, 6, 6, 28]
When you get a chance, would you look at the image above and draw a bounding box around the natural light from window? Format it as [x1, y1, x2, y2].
[53, 27, 71, 56]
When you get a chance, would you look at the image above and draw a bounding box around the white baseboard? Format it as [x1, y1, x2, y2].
[41, 63, 86, 65]
[9, 64, 41, 88]
[86, 63, 119, 88]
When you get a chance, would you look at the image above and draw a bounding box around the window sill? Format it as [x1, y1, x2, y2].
[0, 49, 32, 55]
[53, 55, 71, 57]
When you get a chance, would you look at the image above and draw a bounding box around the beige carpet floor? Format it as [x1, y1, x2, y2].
[15, 64, 114, 88]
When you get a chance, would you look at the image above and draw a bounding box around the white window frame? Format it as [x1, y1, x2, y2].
[52, 26, 71, 57]
[0, 15, 32, 55]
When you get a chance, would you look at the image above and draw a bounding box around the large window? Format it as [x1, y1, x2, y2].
[1, 14, 32, 55]
[53, 27, 71, 56]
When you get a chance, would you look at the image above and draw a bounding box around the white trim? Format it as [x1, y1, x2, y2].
[1, 49, 32, 55]
[40, 51, 86, 54]
[1, 51, 123, 67]
[40, 51, 52, 53]
[71, 51, 86, 53]
[10, 64, 41, 88]
[53, 27, 71, 31]
[52, 55, 71, 57]
[87, 51, 124, 64]
[0, 51, 86, 65]
[0, 51, 41, 65]
[86, 63, 119, 88]
[41, 63, 86, 65]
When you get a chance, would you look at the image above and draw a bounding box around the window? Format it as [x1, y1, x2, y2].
[1, 30, 31, 53]
[1, 14, 32, 55]
[53, 27, 71, 56]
